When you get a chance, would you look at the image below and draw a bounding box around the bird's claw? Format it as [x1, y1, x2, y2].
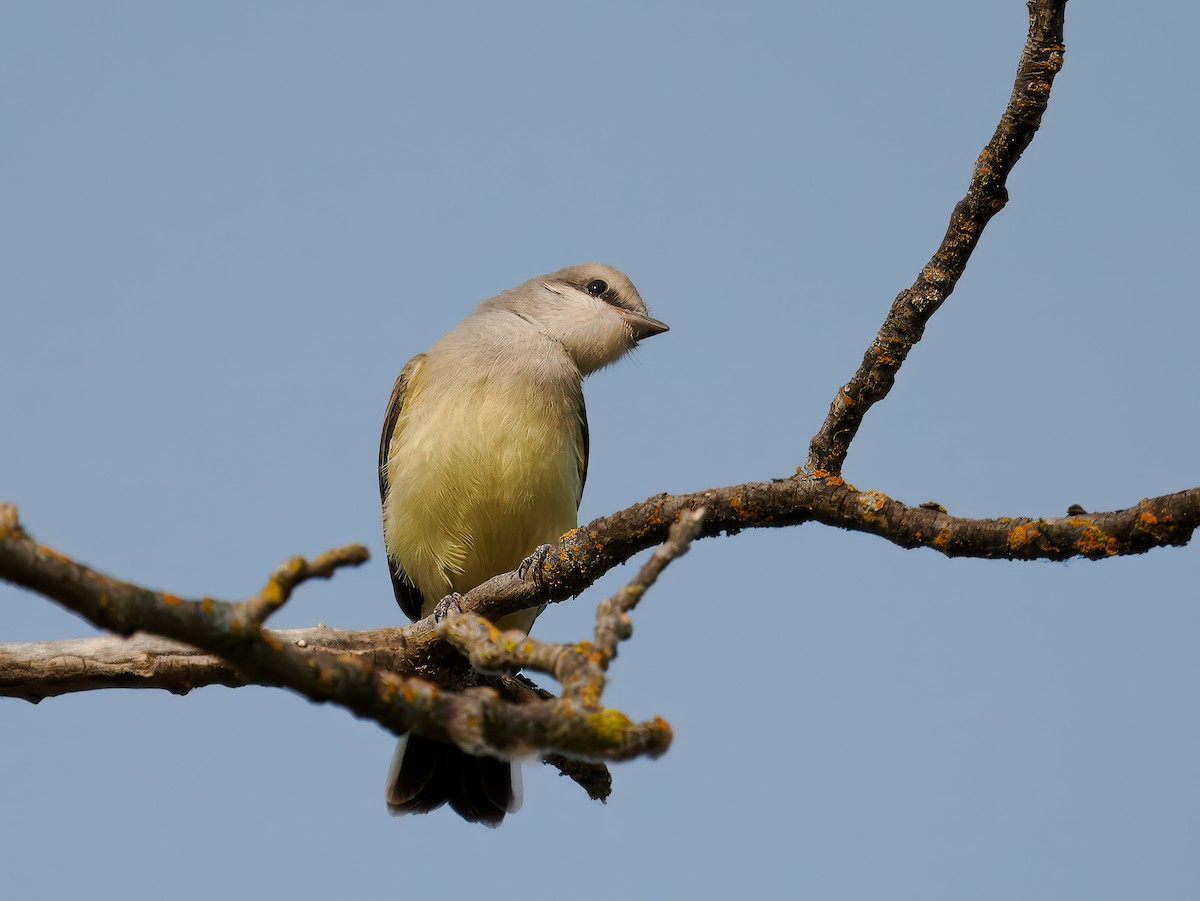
[517, 544, 552, 589]
[433, 592, 465, 624]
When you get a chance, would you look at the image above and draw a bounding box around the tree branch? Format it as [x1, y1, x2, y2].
[238, 544, 370, 627]
[4, 479, 1194, 701]
[806, 0, 1069, 476]
[438, 509, 708, 708]
[441, 479, 1199, 643]
[0, 503, 671, 766]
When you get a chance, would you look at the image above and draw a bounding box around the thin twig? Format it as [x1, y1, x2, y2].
[806, 0, 1069, 476]
[238, 544, 369, 626]
[593, 508, 706, 667]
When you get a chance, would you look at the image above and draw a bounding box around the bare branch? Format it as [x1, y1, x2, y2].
[434, 480, 1200, 647]
[438, 614, 571, 679]
[592, 507, 706, 666]
[438, 510, 705, 697]
[238, 544, 369, 627]
[0, 503, 670, 764]
[4, 476, 1195, 702]
[0, 634, 247, 702]
[0, 625, 397, 702]
[806, 0, 1070, 476]
[543, 753, 612, 802]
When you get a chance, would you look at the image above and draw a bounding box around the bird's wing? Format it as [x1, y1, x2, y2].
[575, 387, 589, 508]
[379, 353, 427, 621]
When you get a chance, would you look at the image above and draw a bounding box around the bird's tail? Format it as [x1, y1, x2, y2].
[385, 733, 522, 827]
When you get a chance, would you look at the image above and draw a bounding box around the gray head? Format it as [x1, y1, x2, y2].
[481, 262, 668, 375]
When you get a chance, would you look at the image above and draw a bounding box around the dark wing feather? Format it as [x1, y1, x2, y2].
[575, 385, 589, 507]
[379, 354, 427, 621]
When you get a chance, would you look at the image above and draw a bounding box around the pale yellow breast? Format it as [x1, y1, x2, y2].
[382, 358, 581, 628]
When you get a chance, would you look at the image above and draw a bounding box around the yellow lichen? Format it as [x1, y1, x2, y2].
[589, 708, 633, 747]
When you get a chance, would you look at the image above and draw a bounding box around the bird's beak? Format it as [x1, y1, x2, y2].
[622, 310, 670, 342]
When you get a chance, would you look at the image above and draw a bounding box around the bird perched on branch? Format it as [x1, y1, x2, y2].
[379, 262, 668, 826]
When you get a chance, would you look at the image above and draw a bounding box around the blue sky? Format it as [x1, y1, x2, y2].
[3, 2, 1198, 898]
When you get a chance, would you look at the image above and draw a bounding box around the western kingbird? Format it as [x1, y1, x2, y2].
[380, 262, 667, 826]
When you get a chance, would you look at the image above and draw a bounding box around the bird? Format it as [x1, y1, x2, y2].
[379, 262, 668, 826]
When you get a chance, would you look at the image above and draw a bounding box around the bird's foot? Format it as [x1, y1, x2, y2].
[517, 544, 552, 590]
[433, 592, 465, 623]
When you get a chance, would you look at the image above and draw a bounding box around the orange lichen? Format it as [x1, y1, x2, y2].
[200, 597, 214, 614]
[575, 683, 603, 709]
[728, 492, 761, 521]
[378, 677, 400, 704]
[855, 490, 889, 522]
[161, 593, 181, 607]
[1008, 521, 1040, 551]
[1076, 526, 1118, 557]
[932, 528, 953, 550]
[1135, 507, 1175, 541]
[37, 544, 72, 564]
[398, 681, 422, 703]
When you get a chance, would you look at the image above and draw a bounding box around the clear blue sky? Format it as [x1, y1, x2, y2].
[4, 2, 1198, 898]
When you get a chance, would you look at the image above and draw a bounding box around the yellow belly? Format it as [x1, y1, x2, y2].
[383, 375, 580, 630]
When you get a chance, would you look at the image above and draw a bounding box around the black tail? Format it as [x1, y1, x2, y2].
[386, 733, 521, 827]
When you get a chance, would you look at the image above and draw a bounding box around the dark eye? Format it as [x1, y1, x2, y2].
[585, 279, 608, 297]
